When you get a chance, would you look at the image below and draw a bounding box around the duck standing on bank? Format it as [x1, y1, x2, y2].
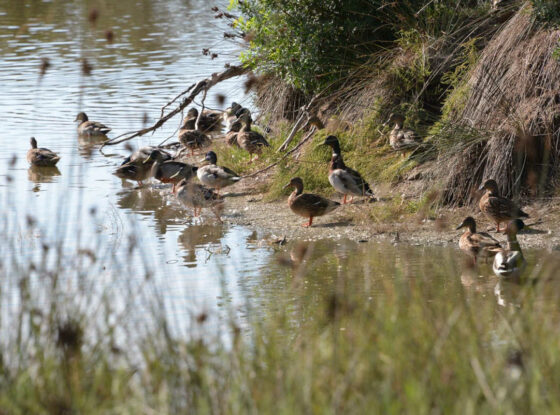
[75, 112, 111, 136]
[175, 177, 225, 222]
[320, 135, 374, 204]
[226, 120, 242, 147]
[478, 179, 529, 232]
[197, 151, 241, 194]
[456, 216, 501, 264]
[143, 150, 198, 193]
[222, 102, 242, 130]
[27, 137, 60, 167]
[493, 219, 526, 279]
[182, 107, 223, 134]
[283, 177, 340, 227]
[121, 146, 172, 166]
[237, 113, 270, 163]
[384, 113, 421, 152]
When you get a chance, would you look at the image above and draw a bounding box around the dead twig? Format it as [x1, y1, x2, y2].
[277, 94, 320, 152]
[100, 65, 248, 150]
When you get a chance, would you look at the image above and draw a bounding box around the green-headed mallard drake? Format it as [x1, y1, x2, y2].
[121, 146, 172, 166]
[223, 102, 243, 130]
[181, 107, 223, 134]
[385, 113, 421, 151]
[27, 137, 60, 167]
[237, 113, 270, 163]
[197, 151, 241, 193]
[456, 216, 501, 263]
[321, 135, 374, 204]
[75, 112, 111, 136]
[176, 177, 224, 222]
[283, 177, 340, 227]
[144, 150, 198, 193]
[493, 219, 526, 278]
[478, 179, 528, 232]
[226, 120, 242, 147]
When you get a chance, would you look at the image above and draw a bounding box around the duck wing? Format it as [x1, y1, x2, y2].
[342, 166, 373, 196]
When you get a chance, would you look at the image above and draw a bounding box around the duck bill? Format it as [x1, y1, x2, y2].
[477, 184, 486, 192]
[282, 183, 291, 190]
[455, 223, 464, 230]
[143, 155, 153, 164]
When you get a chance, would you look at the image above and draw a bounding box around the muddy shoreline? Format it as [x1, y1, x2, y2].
[220, 177, 560, 251]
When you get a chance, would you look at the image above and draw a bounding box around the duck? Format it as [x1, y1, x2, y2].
[283, 177, 340, 227]
[384, 113, 421, 151]
[493, 219, 526, 279]
[237, 113, 270, 162]
[456, 216, 501, 263]
[222, 102, 243, 129]
[74, 112, 111, 136]
[144, 150, 198, 193]
[175, 178, 225, 222]
[320, 135, 374, 204]
[478, 179, 529, 232]
[197, 151, 241, 193]
[114, 153, 154, 186]
[181, 107, 223, 134]
[226, 120, 242, 147]
[178, 127, 211, 156]
[121, 146, 172, 166]
[27, 137, 61, 167]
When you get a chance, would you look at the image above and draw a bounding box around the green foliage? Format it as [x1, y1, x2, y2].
[531, 0, 560, 26]
[232, 0, 489, 93]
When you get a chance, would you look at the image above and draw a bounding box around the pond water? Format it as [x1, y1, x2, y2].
[0, 0, 558, 336]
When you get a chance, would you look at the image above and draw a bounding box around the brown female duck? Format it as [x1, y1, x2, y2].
[175, 177, 224, 222]
[75, 112, 111, 136]
[385, 113, 421, 151]
[27, 137, 60, 167]
[478, 179, 528, 232]
[144, 150, 198, 193]
[456, 216, 501, 263]
[226, 120, 242, 147]
[283, 177, 340, 227]
[237, 113, 270, 162]
[181, 107, 223, 134]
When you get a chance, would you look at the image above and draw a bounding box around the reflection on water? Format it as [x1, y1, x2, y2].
[178, 223, 226, 267]
[27, 165, 61, 183]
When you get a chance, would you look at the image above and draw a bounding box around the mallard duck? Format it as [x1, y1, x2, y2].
[283, 177, 340, 227]
[121, 146, 172, 166]
[385, 113, 421, 151]
[321, 135, 374, 204]
[223, 102, 243, 130]
[75, 112, 111, 136]
[178, 128, 211, 156]
[27, 137, 60, 167]
[237, 113, 270, 162]
[478, 179, 528, 232]
[197, 151, 241, 193]
[144, 150, 198, 193]
[181, 107, 223, 134]
[456, 216, 501, 263]
[226, 120, 242, 147]
[114, 153, 153, 186]
[493, 219, 526, 278]
[175, 178, 225, 222]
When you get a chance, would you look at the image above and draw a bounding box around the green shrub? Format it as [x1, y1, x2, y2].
[532, 0, 560, 25]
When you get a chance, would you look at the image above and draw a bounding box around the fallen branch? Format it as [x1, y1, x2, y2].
[100, 64, 248, 149]
[277, 94, 320, 152]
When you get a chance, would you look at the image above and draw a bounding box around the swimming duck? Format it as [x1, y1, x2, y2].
[237, 113, 270, 162]
[456, 216, 501, 263]
[121, 146, 172, 166]
[144, 150, 198, 193]
[75, 112, 111, 136]
[385, 113, 421, 151]
[27, 137, 60, 167]
[175, 178, 224, 222]
[283, 177, 340, 227]
[226, 120, 242, 147]
[197, 151, 241, 193]
[478, 179, 528, 232]
[321, 135, 374, 204]
[181, 107, 223, 134]
[493, 219, 526, 279]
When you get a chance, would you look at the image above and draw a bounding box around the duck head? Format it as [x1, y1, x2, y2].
[74, 112, 88, 123]
[478, 179, 500, 195]
[320, 135, 341, 155]
[202, 151, 218, 165]
[456, 216, 477, 233]
[282, 177, 304, 194]
[187, 107, 199, 118]
[143, 149, 165, 164]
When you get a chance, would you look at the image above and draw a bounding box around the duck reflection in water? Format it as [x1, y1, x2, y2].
[178, 223, 226, 267]
[116, 186, 185, 235]
[77, 134, 107, 159]
[27, 165, 61, 184]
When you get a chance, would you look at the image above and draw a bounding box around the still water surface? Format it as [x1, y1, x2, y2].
[0, 0, 557, 331]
